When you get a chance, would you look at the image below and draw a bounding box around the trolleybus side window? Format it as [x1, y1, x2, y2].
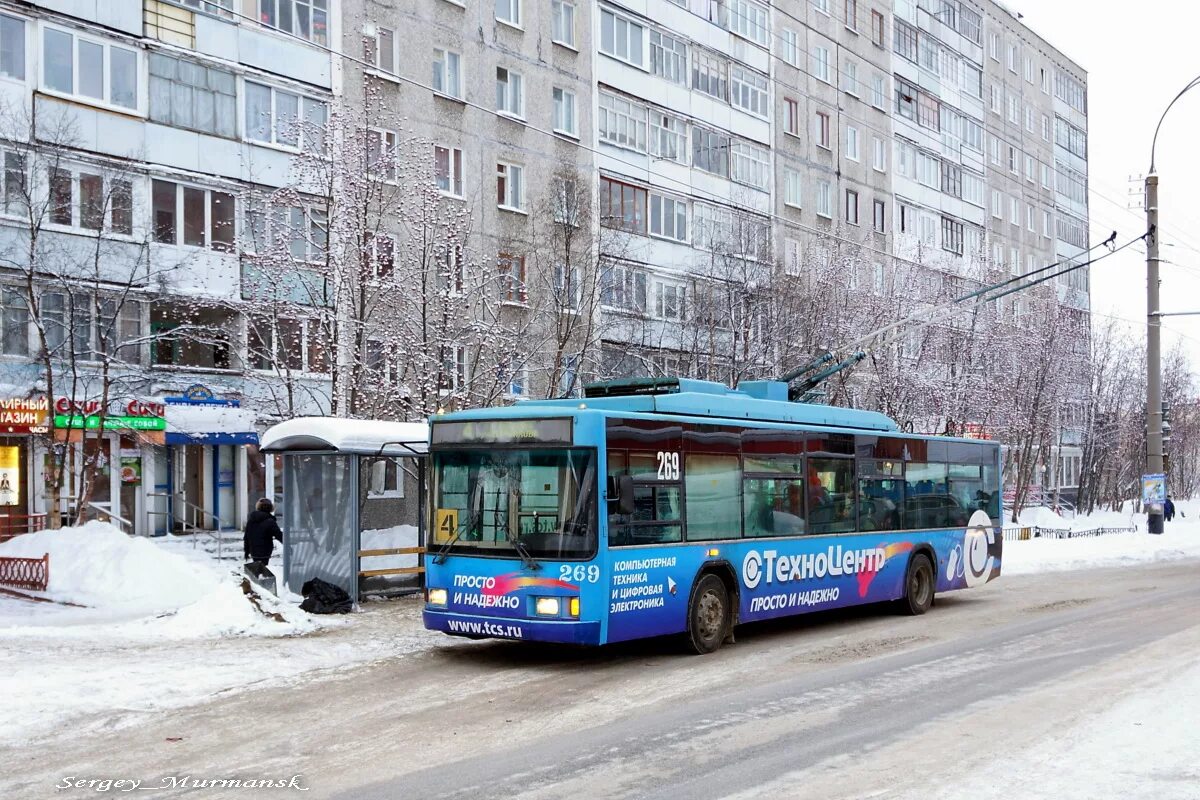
[903, 462, 966, 529]
[743, 455, 806, 538]
[608, 450, 683, 545]
[857, 459, 903, 531]
[684, 453, 741, 541]
[807, 457, 856, 534]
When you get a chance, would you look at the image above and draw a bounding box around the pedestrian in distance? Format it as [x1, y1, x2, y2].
[1164, 495, 1176, 523]
[244, 497, 284, 568]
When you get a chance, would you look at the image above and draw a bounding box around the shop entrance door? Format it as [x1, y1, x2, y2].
[180, 445, 211, 531]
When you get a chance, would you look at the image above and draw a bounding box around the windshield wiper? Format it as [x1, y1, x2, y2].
[508, 487, 542, 571]
[433, 482, 484, 565]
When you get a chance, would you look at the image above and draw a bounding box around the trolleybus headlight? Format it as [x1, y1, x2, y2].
[534, 597, 561, 617]
[427, 588, 448, 608]
[568, 597, 580, 618]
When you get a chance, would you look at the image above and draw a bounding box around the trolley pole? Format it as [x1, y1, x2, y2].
[1145, 173, 1165, 534]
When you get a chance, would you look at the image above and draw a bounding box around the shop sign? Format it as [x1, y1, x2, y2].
[0, 445, 19, 506]
[0, 397, 50, 434]
[126, 399, 166, 418]
[53, 414, 167, 431]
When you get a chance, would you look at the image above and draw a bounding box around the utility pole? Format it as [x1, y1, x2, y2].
[1145, 173, 1164, 534]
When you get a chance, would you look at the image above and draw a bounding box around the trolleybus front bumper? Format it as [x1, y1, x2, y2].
[423, 610, 602, 645]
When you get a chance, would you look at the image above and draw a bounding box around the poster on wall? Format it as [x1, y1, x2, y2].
[0, 445, 20, 506]
[119, 456, 142, 485]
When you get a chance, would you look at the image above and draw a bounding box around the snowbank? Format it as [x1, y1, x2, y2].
[0, 521, 214, 614]
[0, 522, 317, 638]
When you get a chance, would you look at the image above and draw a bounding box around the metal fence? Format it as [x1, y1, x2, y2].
[0, 553, 50, 591]
[1002, 525, 1138, 541]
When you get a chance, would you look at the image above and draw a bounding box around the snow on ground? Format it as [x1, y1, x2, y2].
[1004, 500, 1200, 575]
[0, 523, 438, 745]
[943, 659, 1200, 799]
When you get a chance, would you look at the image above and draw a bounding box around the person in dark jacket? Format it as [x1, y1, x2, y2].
[1164, 496, 1176, 522]
[244, 498, 283, 566]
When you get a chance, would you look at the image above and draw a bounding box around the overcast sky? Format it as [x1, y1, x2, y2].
[1018, 0, 1200, 364]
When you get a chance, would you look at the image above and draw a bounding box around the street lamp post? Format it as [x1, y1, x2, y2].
[1145, 76, 1200, 533]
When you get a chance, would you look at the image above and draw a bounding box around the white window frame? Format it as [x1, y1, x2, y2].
[553, 86, 578, 137]
[258, 0, 329, 45]
[243, 80, 327, 152]
[781, 28, 799, 66]
[40, 23, 143, 115]
[551, 0, 576, 48]
[730, 64, 769, 118]
[599, 9, 645, 67]
[151, 178, 236, 251]
[495, 0, 522, 28]
[45, 164, 136, 238]
[649, 110, 687, 163]
[364, 25, 397, 75]
[871, 74, 886, 109]
[872, 137, 886, 171]
[434, 144, 464, 198]
[496, 161, 525, 212]
[599, 92, 648, 153]
[845, 188, 859, 225]
[784, 168, 802, 209]
[731, 141, 770, 190]
[367, 458, 406, 499]
[729, 0, 769, 47]
[846, 125, 860, 162]
[816, 180, 832, 218]
[648, 192, 688, 242]
[496, 66, 524, 119]
[650, 30, 687, 85]
[653, 278, 686, 321]
[813, 45, 831, 83]
[433, 48, 463, 100]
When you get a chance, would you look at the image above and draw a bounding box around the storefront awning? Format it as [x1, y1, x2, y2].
[260, 417, 428, 456]
[165, 404, 260, 446]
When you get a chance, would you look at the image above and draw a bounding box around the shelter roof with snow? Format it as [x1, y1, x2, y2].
[260, 417, 428, 456]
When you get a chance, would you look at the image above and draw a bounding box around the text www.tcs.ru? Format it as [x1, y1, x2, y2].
[447, 619, 524, 638]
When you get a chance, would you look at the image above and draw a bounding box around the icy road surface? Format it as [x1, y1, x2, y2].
[3, 560, 1196, 800]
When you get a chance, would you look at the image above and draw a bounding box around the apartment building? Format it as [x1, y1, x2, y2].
[0, 0, 338, 536]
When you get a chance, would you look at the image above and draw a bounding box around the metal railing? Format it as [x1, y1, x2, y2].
[58, 497, 134, 535]
[1001, 525, 1138, 541]
[145, 493, 228, 559]
[0, 513, 47, 543]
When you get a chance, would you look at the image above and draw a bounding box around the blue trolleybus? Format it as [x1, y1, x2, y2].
[423, 378, 1002, 654]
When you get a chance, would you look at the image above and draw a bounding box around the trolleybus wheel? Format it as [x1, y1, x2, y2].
[687, 574, 730, 654]
[899, 553, 935, 616]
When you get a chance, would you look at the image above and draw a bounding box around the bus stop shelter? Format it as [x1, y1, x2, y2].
[260, 418, 428, 601]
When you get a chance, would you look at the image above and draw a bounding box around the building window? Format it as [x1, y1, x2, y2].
[259, 0, 328, 45]
[873, 199, 885, 233]
[781, 29, 799, 66]
[815, 111, 830, 149]
[148, 53, 236, 138]
[152, 179, 234, 251]
[0, 13, 24, 81]
[496, 162, 524, 211]
[361, 232, 395, 282]
[814, 0, 830, 13]
[844, 0, 857, 30]
[649, 111, 687, 163]
[601, 264, 647, 312]
[363, 26, 396, 73]
[498, 252, 526, 302]
[433, 49, 462, 99]
[244, 81, 327, 150]
[495, 67, 524, 117]
[650, 30, 687, 85]
[553, 87, 577, 136]
[843, 59, 859, 96]
[784, 169, 801, 208]
[1027, 204, 1035, 232]
[871, 10, 884, 46]
[941, 162, 962, 198]
[434, 145, 463, 197]
[872, 137, 886, 171]
[692, 49, 727, 101]
[845, 189, 859, 225]
[896, 78, 916, 120]
[731, 141, 769, 190]
[812, 45, 831, 83]
[1008, 42, 1018, 73]
[243, 199, 327, 264]
[367, 458, 405, 498]
[872, 74, 886, 109]
[600, 176, 647, 233]
[42, 26, 138, 110]
[692, 125, 730, 178]
[846, 125, 860, 161]
[1, 288, 28, 356]
[553, 262, 581, 310]
[599, 92, 648, 152]
[45, 166, 133, 236]
[784, 98, 799, 136]
[495, 0, 521, 27]
[600, 9, 644, 66]
[729, 0, 769, 47]
[894, 20, 917, 63]
[783, 238, 801, 275]
[649, 192, 687, 241]
[730, 65, 769, 117]
[816, 180, 831, 218]
[551, 0, 575, 47]
[653, 279, 686, 320]
[365, 128, 398, 180]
